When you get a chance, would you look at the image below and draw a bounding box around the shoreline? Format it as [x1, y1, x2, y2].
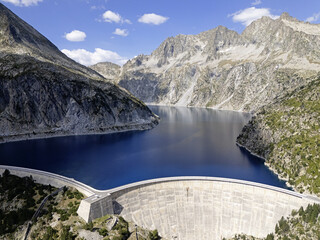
[146, 103, 253, 114]
[0, 105, 250, 145]
[0, 120, 158, 145]
[2, 104, 305, 197]
[236, 141, 315, 197]
[236, 141, 299, 192]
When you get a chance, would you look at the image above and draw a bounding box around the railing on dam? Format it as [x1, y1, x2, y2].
[104, 176, 304, 197]
[0, 165, 97, 196]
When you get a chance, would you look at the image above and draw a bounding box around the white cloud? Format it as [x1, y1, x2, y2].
[306, 12, 320, 22]
[102, 10, 131, 24]
[65, 30, 86, 42]
[103, 10, 121, 23]
[61, 48, 128, 66]
[138, 13, 169, 25]
[251, 0, 262, 6]
[230, 7, 279, 26]
[2, 0, 42, 7]
[113, 28, 129, 37]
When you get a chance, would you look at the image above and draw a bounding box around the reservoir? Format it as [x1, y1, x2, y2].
[0, 106, 287, 190]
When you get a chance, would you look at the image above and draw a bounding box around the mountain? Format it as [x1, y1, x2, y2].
[0, 5, 101, 79]
[94, 13, 320, 112]
[89, 13, 320, 195]
[237, 74, 320, 196]
[89, 62, 121, 83]
[0, 3, 158, 143]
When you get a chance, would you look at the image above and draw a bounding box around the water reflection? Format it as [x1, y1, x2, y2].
[0, 106, 287, 190]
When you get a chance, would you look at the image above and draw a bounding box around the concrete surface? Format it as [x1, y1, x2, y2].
[0, 165, 96, 197]
[1, 165, 320, 239]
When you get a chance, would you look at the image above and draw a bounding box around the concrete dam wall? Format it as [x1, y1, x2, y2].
[1, 166, 319, 239]
[0, 165, 96, 197]
[78, 177, 319, 240]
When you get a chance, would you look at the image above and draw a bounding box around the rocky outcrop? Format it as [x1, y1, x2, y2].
[237, 74, 320, 195]
[90, 62, 121, 83]
[93, 13, 320, 112]
[0, 3, 158, 143]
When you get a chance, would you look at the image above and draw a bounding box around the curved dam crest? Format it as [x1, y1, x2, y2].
[1, 165, 320, 240]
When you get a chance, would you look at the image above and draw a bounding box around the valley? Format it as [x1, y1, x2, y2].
[0, 1, 319, 239]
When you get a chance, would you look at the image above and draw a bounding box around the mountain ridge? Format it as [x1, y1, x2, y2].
[0, 3, 158, 143]
[0, 4, 104, 80]
[93, 12, 319, 112]
[90, 13, 320, 197]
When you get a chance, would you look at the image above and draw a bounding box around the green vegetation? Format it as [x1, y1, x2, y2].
[60, 225, 75, 240]
[83, 221, 94, 231]
[39, 226, 58, 240]
[99, 227, 108, 236]
[0, 169, 53, 236]
[148, 230, 161, 240]
[0, 171, 161, 240]
[238, 74, 320, 195]
[89, 214, 162, 240]
[228, 204, 320, 240]
[112, 216, 130, 239]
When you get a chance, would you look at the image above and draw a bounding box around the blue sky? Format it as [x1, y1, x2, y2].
[2, 0, 320, 65]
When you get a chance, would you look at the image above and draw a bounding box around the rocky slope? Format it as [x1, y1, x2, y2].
[237, 74, 320, 195]
[0, 3, 158, 143]
[93, 13, 320, 111]
[90, 62, 121, 83]
[0, 4, 100, 80]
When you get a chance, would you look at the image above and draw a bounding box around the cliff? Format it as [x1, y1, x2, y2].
[237, 74, 320, 195]
[0, 3, 159, 143]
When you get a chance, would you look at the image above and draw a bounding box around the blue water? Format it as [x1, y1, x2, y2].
[0, 106, 287, 190]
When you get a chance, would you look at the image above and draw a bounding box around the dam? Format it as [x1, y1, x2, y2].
[1, 165, 319, 240]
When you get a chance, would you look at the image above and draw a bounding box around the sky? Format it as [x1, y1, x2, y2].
[1, 0, 320, 66]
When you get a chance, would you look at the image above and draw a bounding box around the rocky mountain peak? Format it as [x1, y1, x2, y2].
[89, 62, 121, 82]
[0, 3, 101, 79]
[279, 12, 296, 21]
[242, 11, 320, 57]
[102, 12, 320, 112]
[0, 3, 61, 57]
[151, 34, 193, 59]
[0, 3, 159, 143]
[147, 24, 245, 68]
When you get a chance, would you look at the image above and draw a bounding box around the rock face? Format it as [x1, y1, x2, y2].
[90, 62, 121, 83]
[0, 3, 158, 143]
[237, 74, 320, 196]
[93, 13, 320, 111]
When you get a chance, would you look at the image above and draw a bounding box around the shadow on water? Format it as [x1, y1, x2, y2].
[238, 145, 289, 189]
[0, 106, 288, 190]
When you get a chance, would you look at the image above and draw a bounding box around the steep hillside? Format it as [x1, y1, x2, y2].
[0, 3, 158, 143]
[92, 13, 320, 111]
[237, 74, 320, 195]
